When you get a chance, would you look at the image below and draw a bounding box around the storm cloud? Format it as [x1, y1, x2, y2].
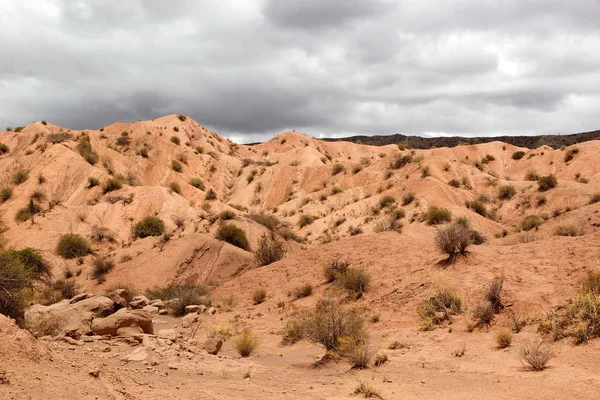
[0, 0, 599, 143]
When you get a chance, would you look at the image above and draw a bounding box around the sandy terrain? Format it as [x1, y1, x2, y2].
[1, 116, 600, 399]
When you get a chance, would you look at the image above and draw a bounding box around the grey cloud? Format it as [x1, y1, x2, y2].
[0, 0, 599, 143]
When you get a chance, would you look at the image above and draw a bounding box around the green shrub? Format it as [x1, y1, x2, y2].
[248, 213, 280, 231]
[132, 216, 165, 239]
[298, 214, 317, 228]
[538, 175, 557, 192]
[418, 282, 463, 329]
[56, 234, 92, 259]
[189, 178, 205, 190]
[87, 177, 100, 188]
[102, 178, 122, 194]
[171, 159, 183, 172]
[0, 186, 13, 203]
[525, 170, 539, 181]
[215, 223, 250, 251]
[77, 135, 98, 165]
[91, 257, 115, 282]
[521, 215, 543, 231]
[339, 267, 371, 299]
[378, 195, 396, 209]
[254, 234, 286, 266]
[512, 151, 526, 160]
[12, 170, 29, 185]
[465, 200, 487, 217]
[4, 248, 51, 281]
[168, 182, 182, 194]
[170, 136, 180, 145]
[423, 206, 452, 225]
[15, 200, 42, 222]
[0, 143, 9, 154]
[219, 210, 235, 220]
[498, 185, 516, 200]
[177, 114, 187, 121]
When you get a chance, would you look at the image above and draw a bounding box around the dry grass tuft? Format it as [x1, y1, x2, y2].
[518, 340, 555, 371]
[234, 329, 259, 357]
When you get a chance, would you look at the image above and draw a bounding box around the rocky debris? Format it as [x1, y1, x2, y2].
[129, 295, 150, 309]
[126, 347, 149, 362]
[184, 305, 205, 314]
[116, 326, 145, 341]
[157, 329, 177, 340]
[142, 305, 159, 315]
[69, 293, 95, 304]
[182, 313, 199, 328]
[107, 289, 129, 310]
[25, 295, 115, 338]
[149, 299, 166, 309]
[88, 368, 100, 378]
[92, 310, 153, 336]
[202, 339, 223, 355]
[158, 309, 168, 315]
[207, 307, 217, 315]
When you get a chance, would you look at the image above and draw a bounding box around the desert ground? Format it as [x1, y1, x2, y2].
[1, 115, 600, 399]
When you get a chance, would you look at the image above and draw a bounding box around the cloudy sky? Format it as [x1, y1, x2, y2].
[1, 0, 599, 143]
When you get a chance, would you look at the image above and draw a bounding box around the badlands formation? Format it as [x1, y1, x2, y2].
[1, 115, 600, 399]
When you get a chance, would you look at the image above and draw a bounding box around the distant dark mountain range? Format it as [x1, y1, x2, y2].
[320, 129, 600, 149]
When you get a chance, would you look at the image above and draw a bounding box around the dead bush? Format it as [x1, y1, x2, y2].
[418, 280, 463, 330]
[435, 221, 472, 263]
[518, 340, 555, 371]
[254, 234, 286, 266]
[495, 329, 513, 349]
[252, 288, 267, 305]
[323, 257, 350, 282]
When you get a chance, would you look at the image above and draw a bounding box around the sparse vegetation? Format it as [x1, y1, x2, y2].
[189, 178, 205, 190]
[525, 170, 540, 181]
[422, 206, 452, 225]
[234, 329, 259, 357]
[15, 200, 42, 222]
[323, 257, 350, 283]
[56, 234, 92, 259]
[589, 193, 600, 204]
[292, 283, 313, 299]
[146, 283, 210, 317]
[171, 159, 183, 172]
[168, 181, 182, 194]
[495, 329, 513, 349]
[339, 267, 371, 299]
[298, 214, 317, 228]
[538, 175, 558, 191]
[252, 288, 267, 304]
[91, 257, 115, 282]
[254, 234, 286, 266]
[215, 223, 250, 251]
[418, 280, 463, 330]
[332, 163, 345, 175]
[521, 215, 543, 231]
[353, 377, 383, 399]
[564, 147, 579, 162]
[12, 170, 29, 185]
[170, 136, 180, 145]
[389, 153, 412, 169]
[435, 221, 473, 263]
[402, 192, 415, 205]
[248, 213, 280, 231]
[102, 178, 122, 193]
[77, 135, 98, 165]
[132, 216, 165, 239]
[518, 340, 554, 371]
[498, 185, 517, 200]
[512, 151, 526, 160]
[0, 186, 13, 203]
[554, 224, 584, 237]
[205, 189, 217, 200]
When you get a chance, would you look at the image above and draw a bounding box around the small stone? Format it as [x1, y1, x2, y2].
[206, 307, 216, 315]
[157, 329, 177, 341]
[89, 369, 100, 378]
[202, 339, 223, 355]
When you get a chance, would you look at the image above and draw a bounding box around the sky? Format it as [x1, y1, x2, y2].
[1, 0, 599, 143]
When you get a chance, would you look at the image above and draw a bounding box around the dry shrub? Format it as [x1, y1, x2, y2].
[234, 329, 259, 357]
[374, 351, 388, 366]
[292, 283, 313, 299]
[91, 257, 115, 282]
[402, 192, 415, 205]
[553, 224, 584, 237]
[298, 214, 317, 228]
[498, 185, 517, 200]
[353, 377, 383, 399]
[495, 329, 513, 349]
[518, 340, 555, 371]
[435, 221, 472, 263]
[521, 215, 543, 231]
[472, 304, 495, 327]
[485, 277, 504, 313]
[418, 278, 463, 330]
[254, 234, 286, 266]
[323, 257, 350, 282]
[538, 175, 557, 191]
[339, 267, 371, 299]
[348, 343, 374, 369]
[286, 298, 366, 353]
[252, 288, 267, 305]
[90, 225, 116, 242]
[248, 213, 280, 231]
